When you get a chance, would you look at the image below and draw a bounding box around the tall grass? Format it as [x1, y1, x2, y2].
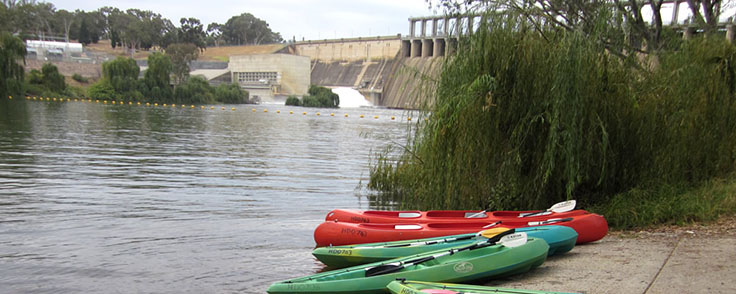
[368, 13, 736, 227]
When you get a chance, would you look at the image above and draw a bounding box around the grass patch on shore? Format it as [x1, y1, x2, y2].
[593, 178, 736, 229]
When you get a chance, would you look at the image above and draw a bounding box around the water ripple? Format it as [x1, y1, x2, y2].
[0, 101, 411, 293]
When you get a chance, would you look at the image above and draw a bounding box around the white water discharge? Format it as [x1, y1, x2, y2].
[332, 87, 373, 108]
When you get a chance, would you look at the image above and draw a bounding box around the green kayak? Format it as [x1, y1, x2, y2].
[386, 280, 579, 294]
[313, 225, 576, 268]
[268, 232, 548, 294]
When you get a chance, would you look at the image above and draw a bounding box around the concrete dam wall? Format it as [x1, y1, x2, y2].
[310, 59, 395, 89]
[300, 36, 441, 109]
[381, 57, 443, 109]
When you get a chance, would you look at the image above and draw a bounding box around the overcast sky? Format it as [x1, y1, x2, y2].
[48, 0, 437, 41]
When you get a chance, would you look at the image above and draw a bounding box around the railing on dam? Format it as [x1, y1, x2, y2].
[401, 14, 480, 58]
[404, 2, 736, 58]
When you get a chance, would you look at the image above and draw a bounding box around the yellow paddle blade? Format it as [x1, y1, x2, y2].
[480, 227, 511, 239]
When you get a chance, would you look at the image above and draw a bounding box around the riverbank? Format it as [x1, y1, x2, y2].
[487, 215, 736, 293]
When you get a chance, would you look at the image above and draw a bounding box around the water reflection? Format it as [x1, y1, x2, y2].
[0, 99, 411, 293]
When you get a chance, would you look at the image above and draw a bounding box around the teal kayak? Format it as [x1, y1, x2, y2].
[268, 232, 549, 294]
[386, 280, 579, 294]
[313, 225, 576, 268]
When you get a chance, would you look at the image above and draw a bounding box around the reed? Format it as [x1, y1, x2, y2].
[368, 13, 736, 227]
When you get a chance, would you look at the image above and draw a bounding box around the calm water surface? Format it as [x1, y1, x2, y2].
[0, 99, 413, 293]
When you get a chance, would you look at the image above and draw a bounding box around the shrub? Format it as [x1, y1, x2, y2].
[214, 83, 249, 104]
[41, 63, 66, 93]
[289, 86, 339, 108]
[72, 73, 89, 83]
[87, 80, 116, 101]
[102, 57, 140, 94]
[174, 76, 214, 104]
[285, 95, 300, 106]
[28, 70, 43, 84]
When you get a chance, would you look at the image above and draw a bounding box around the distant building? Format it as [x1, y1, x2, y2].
[25, 40, 85, 62]
[228, 54, 310, 103]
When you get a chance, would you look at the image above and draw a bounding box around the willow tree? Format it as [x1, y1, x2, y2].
[143, 52, 173, 101]
[0, 32, 26, 98]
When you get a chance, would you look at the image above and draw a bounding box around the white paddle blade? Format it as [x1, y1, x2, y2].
[499, 232, 527, 248]
[466, 211, 488, 218]
[549, 200, 576, 213]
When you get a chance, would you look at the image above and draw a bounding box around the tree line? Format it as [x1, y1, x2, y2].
[1, 0, 265, 103]
[0, 1, 283, 50]
[87, 53, 249, 105]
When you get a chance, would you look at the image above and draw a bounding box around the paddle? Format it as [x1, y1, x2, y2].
[518, 200, 576, 218]
[370, 227, 510, 249]
[526, 217, 573, 226]
[466, 208, 493, 218]
[481, 221, 502, 228]
[365, 230, 527, 277]
[467, 200, 576, 219]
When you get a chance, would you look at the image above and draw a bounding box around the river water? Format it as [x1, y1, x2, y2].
[0, 98, 414, 293]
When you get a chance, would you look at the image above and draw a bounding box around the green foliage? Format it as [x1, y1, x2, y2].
[220, 13, 283, 45]
[2, 2, 282, 50]
[285, 95, 301, 106]
[95, 57, 143, 101]
[166, 43, 199, 85]
[143, 52, 173, 101]
[23, 82, 44, 96]
[214, 83, 249, 104]
[297, 85, 339, 108]
[41, 63, 66, 93]
[78, 17, 91, 45]
[368, 14, 736, 228]
[174, 76, 214, 104]
[24, 63, 73, 97]
[28, 70, 43, 84]
[102, 57, 140, 93]
[178, 18, 207, 50]
[25, 64, 67, 97]
[72, 74, 89, 83]
[592, 179, 736, 229]
[87, 80, 116, 101]
[0, 32, 26, 98]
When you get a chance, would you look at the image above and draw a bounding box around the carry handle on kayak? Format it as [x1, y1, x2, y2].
[365, 230, 525, 277]
[518, 200, 576, 218]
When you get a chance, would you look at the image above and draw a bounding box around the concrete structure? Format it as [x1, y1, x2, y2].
[26, 40, 86, 62]
[190, 69, 231, 87]
[291, 36, 402, 62]
[228, 54, 310, 102]
[402, 15, 480, 58]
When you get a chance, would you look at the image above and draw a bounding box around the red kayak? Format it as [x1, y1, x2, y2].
[325, 201, 586, 224]
[314, 213, 608, 246]
[325, 208, 590, 224]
